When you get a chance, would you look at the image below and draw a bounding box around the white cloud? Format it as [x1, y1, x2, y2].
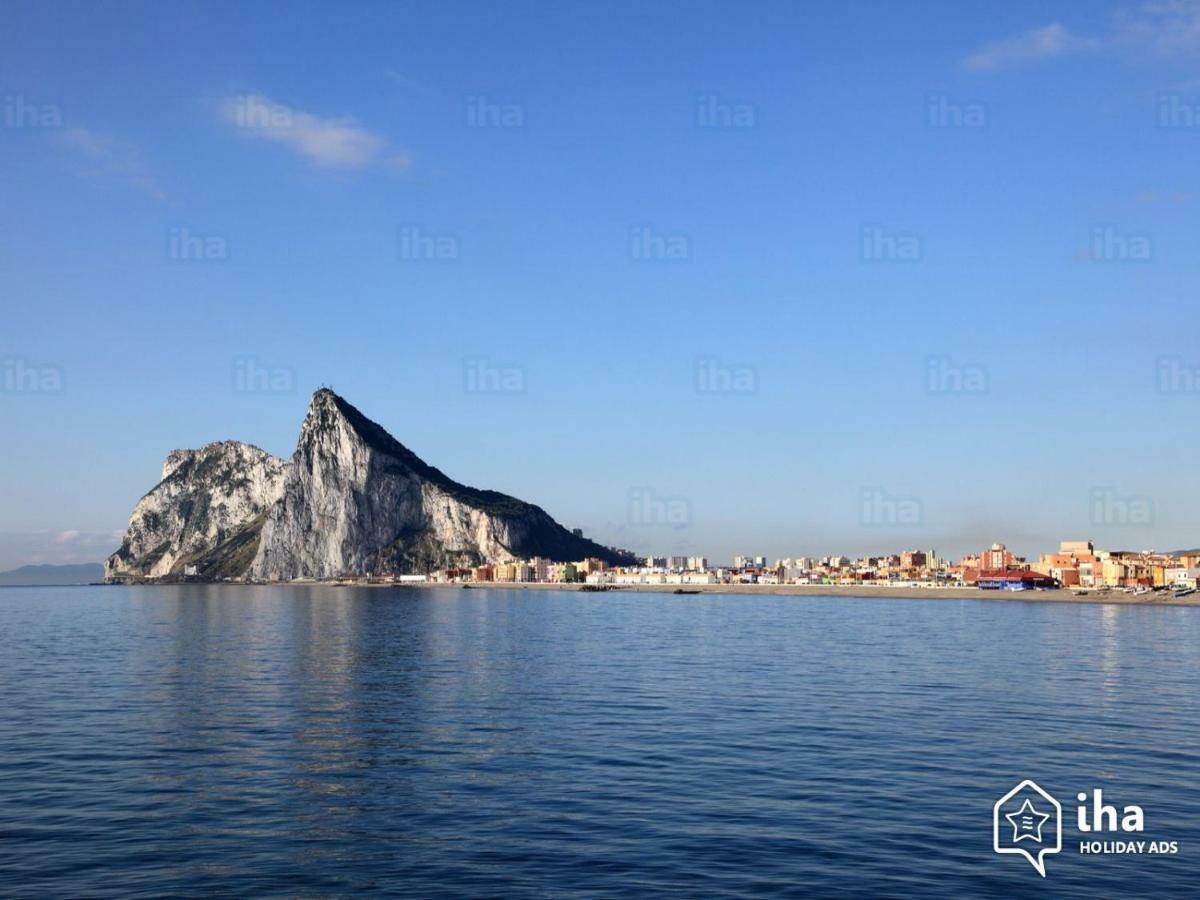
[59, 127, 167, 200]
[963, 23, 1097, 71]
[220, 93, 408, 169]
[965, 2, 1200, 72]
[1113, 0, 1200, 55]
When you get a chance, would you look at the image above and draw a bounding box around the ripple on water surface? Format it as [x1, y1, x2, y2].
[0, 586, 1197, 897]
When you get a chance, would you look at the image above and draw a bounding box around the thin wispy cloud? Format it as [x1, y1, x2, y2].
[1131, 189, 1195, 207]
[220, 93, 410, 169]
[963, 23, 1097, 72]
[1113, 0, 1200, 55]
[384, 69, 437, 96]
[964, 1, 1200, 72]
[59, 127, 167, 200]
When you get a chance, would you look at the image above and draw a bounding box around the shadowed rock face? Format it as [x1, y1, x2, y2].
[106, 389, 628, 581]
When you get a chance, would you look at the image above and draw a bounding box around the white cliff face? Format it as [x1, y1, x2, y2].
[248, 390, 522, 580]
[105, 442, 288, 579]
[421, 482, 526, 563]
[109, 389, 627, 582]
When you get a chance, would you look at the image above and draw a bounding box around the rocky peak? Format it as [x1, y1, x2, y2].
[296, 389, 482, 495]
[161, 441, 280, 484]
[297, 388, 344, 442]
[302, 389, 421, 460]
[108, 388, 632, 582]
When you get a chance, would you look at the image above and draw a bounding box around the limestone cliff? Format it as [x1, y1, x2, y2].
[106, 389, 627, 581]
[104, 442, 287, 580]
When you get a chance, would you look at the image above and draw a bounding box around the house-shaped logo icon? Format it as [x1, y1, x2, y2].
[993, 780, 1062, 876]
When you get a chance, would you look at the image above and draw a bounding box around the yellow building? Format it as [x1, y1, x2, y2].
[1101, 558, 1125, 586]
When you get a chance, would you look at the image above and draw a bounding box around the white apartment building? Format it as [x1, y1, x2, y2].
[666, 572, 719, 584]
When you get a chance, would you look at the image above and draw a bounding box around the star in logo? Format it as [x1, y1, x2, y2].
[994, 780, 1063, 876]
[1006, 798, 1051, 843]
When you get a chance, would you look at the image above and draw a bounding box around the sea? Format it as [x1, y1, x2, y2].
[0, 585, 1197, 897]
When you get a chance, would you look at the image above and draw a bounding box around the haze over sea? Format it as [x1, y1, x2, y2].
[1, 586, 1197, 896]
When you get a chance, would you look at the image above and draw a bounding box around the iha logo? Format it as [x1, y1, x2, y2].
[994, 780, 1062, 876]
[994, 781, 1177, 876]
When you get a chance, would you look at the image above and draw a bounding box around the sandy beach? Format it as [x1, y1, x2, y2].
[366, 580, 1200, 607]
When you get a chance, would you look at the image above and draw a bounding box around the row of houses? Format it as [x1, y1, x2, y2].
[1027, 543, 1200, 589]
[384, 541, 1200, 593]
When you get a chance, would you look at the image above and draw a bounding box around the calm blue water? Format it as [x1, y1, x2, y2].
[0, 586, 1197, 897]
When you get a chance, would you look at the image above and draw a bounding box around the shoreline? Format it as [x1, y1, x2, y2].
[437, 581, 1200, 606]
[103, 579, 1200, 607]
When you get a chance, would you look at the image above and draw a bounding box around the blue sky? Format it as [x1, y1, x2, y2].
[3, 0, 1200, 568]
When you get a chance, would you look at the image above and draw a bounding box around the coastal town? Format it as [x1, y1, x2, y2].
[312, 541, 1200, 598]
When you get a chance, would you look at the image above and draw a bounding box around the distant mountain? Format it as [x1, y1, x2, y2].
[0, 563, 104, 586]
[107, 388, 633, 581]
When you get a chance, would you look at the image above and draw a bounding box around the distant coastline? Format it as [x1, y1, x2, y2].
[0, 563, 104, 587]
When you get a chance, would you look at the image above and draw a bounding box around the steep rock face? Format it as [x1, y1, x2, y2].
[104, 442, 288, 579]
[248, 389, 619, 579]
[107, 389, 628, 581]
